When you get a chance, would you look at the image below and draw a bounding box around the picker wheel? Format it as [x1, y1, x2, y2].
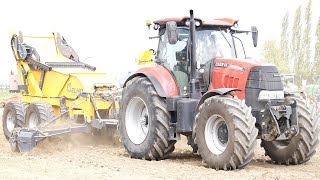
[25, 102, 54, 128]
[2, 101, 27, 140]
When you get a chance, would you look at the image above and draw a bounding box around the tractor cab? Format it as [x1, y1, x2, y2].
[150, 17, 258, 95]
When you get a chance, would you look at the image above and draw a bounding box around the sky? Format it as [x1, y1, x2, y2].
[0, 0, 319, 84]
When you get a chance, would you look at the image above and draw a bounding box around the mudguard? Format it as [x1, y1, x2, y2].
[122, 64, 179, 97]
[196, 88, 240, 111]
[123, 73, 167, 97]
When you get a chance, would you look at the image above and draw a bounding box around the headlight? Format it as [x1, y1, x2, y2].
[258, 90, 284, 100]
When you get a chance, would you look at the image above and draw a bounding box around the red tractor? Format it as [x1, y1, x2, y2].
[119, 10, 319, 170]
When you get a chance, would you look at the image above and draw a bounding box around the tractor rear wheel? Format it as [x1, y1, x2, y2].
[195, 96, 258, 170]
[2, 101, 27, 140]
[261, 96, 320, 165]
[25, 102, 54, 128]
[119, 77, 176, 160]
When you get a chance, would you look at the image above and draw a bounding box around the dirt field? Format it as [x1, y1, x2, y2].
[0, 109, 319, 179]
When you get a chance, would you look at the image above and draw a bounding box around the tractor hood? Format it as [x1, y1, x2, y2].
[210, 58, 281, 100]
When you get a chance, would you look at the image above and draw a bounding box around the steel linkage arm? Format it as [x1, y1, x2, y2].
[9, 124, 91, 153]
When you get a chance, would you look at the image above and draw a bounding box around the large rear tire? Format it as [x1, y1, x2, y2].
[261, 97, 320, 165]
[195, 96, 258, 170]
[25, 102, 54, 128]
[2, 101, 27, 140]
[119, 77, 176, 160]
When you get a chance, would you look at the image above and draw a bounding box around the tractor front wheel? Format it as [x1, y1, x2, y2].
[261, 96, 320, 165]
[119, 77, 176, 160]
[195, 96, 258, 170]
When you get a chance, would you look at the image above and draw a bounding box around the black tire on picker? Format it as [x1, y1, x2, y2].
[25, 102, 54, 128]
[195, 96, 258, 170]
[119, 77, 176, 160]
[261, 96, 320, 165]
[2, 101, 27, 140]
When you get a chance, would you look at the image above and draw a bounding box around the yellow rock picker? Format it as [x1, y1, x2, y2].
[2, 31, 120, 152]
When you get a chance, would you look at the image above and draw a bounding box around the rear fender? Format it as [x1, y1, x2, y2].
[123, 65, 179, 97]
[123, 73, 167, 97]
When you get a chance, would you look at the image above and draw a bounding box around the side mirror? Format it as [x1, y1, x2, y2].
[166, 21, 178, 45]
[251, 26, 258, 47]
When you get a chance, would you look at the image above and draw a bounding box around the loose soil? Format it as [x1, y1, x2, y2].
[0, 109, 319, 179]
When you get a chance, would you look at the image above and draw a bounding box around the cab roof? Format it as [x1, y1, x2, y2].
[153, 17, 237, 29]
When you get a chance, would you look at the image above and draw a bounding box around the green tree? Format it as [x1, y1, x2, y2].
[291, 6, 303, 86]
[262, 40, 287, 72]
[280, 12, 290, 73]
[301, 0, 312, 82]
[314, 17, 320, 80]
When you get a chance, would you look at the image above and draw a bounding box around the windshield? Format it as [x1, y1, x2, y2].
[196, 30, 235, 64]
[232, 32, 258, 60]
[157, 28, 236, 70]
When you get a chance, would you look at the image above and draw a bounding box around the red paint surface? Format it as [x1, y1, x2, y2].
[210, 58, 265, 99]
[214, 18, 237, 26]
[136, 64, 179, 96]
[135, 59, 272, 99]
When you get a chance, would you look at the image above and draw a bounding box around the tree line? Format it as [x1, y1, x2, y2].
[262, 0, 320, 86]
